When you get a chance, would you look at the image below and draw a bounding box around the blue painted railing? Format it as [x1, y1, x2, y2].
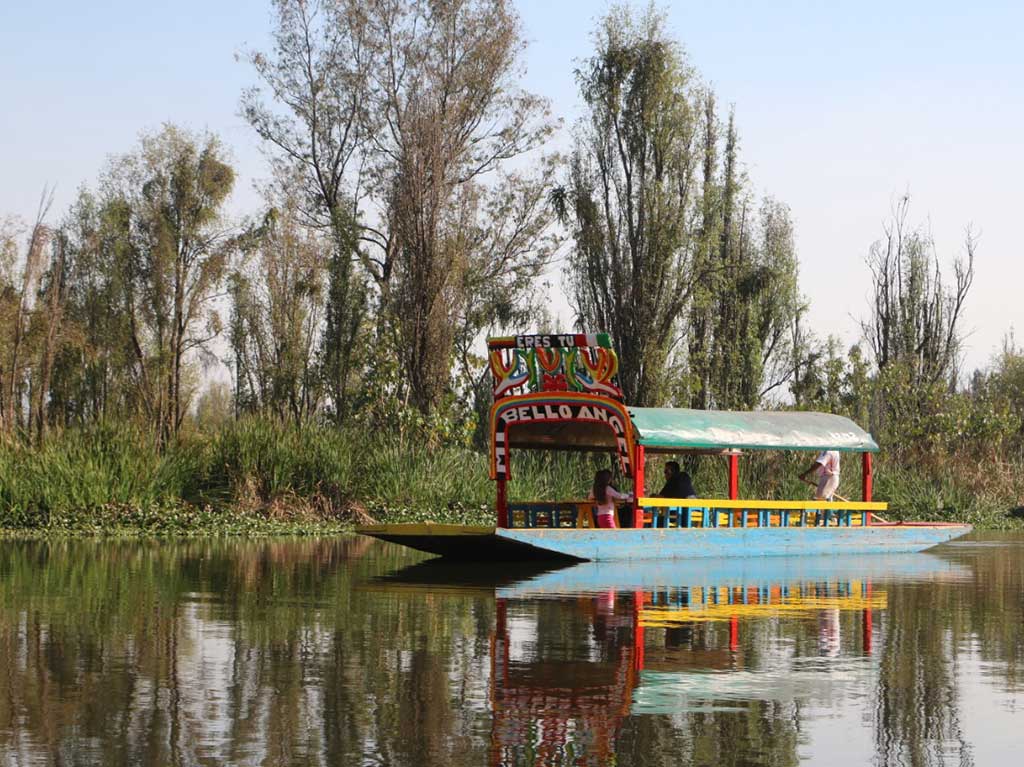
[642, 506, 863, 529]
[508, 499, 885, 530]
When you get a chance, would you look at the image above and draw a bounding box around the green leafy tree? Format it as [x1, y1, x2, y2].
[45, 190, 140, 428]
[241, 0, 371, 420]
[707, 192, 803, 409]
[366, 0, 557, 415]
[0, 215, 25, 434]
[557, 6, 802, 408]
[982, 335, 1024, 449]
[230, 183, 329, 423]
[244, 0, 555, 421]
[688, 112, 804, 411]
[554, 4, 703, 406]
[103, 125, 235, 443]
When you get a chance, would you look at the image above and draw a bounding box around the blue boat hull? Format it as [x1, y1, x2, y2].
[494, 551, 970, 596]
[357, 523, 972, 562]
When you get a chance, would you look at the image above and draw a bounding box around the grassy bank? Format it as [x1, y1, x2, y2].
[0, 419, 581, 535]
[0, 418, 1021, 534]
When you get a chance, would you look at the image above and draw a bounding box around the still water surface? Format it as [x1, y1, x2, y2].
[0, 533, 1021, 766]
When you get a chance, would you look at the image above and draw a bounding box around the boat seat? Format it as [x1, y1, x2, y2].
[575, 503, 597, 528]
[509, 502, 598, 528]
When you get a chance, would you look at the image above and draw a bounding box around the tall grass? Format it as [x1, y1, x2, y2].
[0, 417, 1020, 531]
[196, 419, 592, 514]
[0, 418, 599, 529]
[0, 423, 199, 527]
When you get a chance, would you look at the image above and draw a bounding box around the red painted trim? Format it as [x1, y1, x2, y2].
[633, 445, 646, 528]
[633, 591, 645, 671]
[862, 452, 873, 514]
[496, 597, 510, 683]
[496, 480, 508, 528]
[863, 582, 873, 654]
[728, 454, 739, 500]
[868, 521, 969, 527]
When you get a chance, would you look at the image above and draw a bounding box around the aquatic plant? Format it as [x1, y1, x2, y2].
[0, 417, 1020, 534]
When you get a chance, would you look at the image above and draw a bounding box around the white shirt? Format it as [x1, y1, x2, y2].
[589, 487, 631, 516]
[815, 450, 840, 477]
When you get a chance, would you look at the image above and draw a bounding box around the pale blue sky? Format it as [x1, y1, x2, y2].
[2, 0, 1021, 373]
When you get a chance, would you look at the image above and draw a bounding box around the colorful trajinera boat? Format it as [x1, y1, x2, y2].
[358, 333, 971, 561]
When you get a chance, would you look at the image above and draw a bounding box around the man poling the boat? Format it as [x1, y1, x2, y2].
[799, 450, 841, 501]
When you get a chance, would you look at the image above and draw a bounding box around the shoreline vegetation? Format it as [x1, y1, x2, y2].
[3, 2, 1023, 538]
[1, 418, 1021, 537]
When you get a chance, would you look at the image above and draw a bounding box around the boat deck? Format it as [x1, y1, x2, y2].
[357, 520, 972, 562]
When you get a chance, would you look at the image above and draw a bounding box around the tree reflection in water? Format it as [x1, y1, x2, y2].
[0, 536, 1020, 766]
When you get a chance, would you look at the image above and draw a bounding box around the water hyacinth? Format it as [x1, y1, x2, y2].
[0, 417, 1021, 534]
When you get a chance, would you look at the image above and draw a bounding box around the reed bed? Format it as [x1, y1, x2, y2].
[0, 418, 1020, 532]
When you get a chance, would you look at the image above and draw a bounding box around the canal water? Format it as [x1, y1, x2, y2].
[0, 533, 1021, 766]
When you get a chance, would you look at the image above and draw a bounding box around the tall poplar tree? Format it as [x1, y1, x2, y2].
[553, 5, 703, 406]
[364, 0, 556, 415]
[559, 5, 804, 409]
[244, 0, 556, 420]
[242, 0, 372, 420]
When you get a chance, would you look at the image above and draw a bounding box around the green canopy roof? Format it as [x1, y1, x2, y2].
[629, 407, 879, 453]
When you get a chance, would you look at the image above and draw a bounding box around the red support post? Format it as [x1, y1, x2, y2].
[862, 452, 873, 526]
[862, 582, 873, 654]
[633, 590, 645, 671]
[632, 445, 646, 528]
[728, 453, 739, 500]
[496, 597, 510, 683]
[489, 597, 510, 767]
[729, 614, 739, 653]
[496, 479, 508, 528]
[862, 452, 873, 501]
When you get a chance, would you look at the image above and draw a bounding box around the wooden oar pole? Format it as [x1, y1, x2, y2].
[799, 477, 890, 523]
[800, 476, 850, 503]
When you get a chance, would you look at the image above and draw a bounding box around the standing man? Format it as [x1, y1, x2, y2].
[800, 450, 841, 500]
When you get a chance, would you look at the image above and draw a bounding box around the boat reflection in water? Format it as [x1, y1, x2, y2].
[383, 553, 969, 766]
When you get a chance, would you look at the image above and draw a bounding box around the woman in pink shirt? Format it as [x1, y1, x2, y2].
[589, 469, 632, 528]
